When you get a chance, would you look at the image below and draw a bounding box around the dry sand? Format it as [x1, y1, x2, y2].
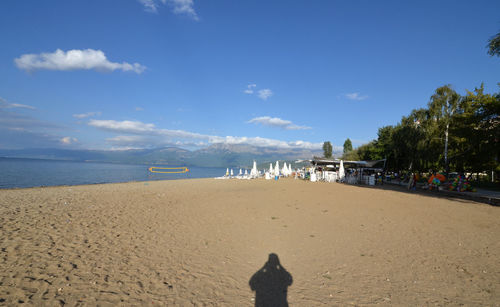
[0, 178, 499, 306]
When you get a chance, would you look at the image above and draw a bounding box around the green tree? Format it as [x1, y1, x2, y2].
[487, 31, 500, 57]
[342, 148, 360, 161]
[454, 84, 500, 174]
[356, 141, 380, 161]
[428, 85, 461, 173]
[322, 141, 333, 158]
[340, 84, 499, 178]
[373, 126, 396, 170]
[343, 138, 353, 154]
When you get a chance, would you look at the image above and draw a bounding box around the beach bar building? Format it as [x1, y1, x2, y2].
[309, 157, 386, 185]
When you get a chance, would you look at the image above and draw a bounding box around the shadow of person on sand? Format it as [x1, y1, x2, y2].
[249, 253, 293, 307]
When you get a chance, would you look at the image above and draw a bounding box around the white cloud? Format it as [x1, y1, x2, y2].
[243, 85, 274, 100]
[73, 111, 101, 119]
[0, 97, 36, 110]
[15, 49, 146, 74]
[88, 119, 206, 139]
[0, 126, 61, 148]
[212, 136, 321, 150]
[243, 84, 256, 94]
[135, 107, 144, 111]
[7, 103, 36, 110]
[60, 136, 78, 145]
[89, 120, 157, 134]
[107, 135, 207, 148]
[88, 119, 321, 150]
[107, 135, 156, 147]
[169, 0, 198, 20]
[345, 92, 368, 101]
[247, 116, 311, 130]
[138, 0, 198, 20]
[138, 0, 158, 12]
[258, 89, 273, 100]
[0, 109, 61, 130]
[0, 105, 73, 149]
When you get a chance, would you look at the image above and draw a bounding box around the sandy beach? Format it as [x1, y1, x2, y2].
[0, 178, 499, 306]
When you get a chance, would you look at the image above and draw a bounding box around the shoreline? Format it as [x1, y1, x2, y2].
[0, 176, 202, 191]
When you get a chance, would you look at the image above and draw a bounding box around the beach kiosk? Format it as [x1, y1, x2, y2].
[309, 158, 386, 185]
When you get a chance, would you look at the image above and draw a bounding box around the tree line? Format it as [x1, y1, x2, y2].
[340, 84, 499, 175]
[320, 31, 499, 177]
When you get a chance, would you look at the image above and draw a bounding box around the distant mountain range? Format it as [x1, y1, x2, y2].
[0, 144, 322, 168]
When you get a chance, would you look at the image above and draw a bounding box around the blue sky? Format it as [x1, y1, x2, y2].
[1, 0, 499, 151]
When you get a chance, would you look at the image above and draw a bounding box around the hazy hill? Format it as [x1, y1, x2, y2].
[188, 143, 320, 167]
[0, 144, 321, 168]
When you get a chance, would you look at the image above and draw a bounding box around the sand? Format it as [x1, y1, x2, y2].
[0, 178, 499, 306]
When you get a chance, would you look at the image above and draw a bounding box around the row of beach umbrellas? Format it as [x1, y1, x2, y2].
[224, 161, 260, 178]
[268, 161, 293, 177]
[222, 160, 294, 179]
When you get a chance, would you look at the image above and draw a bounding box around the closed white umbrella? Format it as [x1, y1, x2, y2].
[251, 160, 258, 177]
[282, 162, 288, 176]
[230, 169, 234, 176]
[339, 160, 345, 182]
[269, 163, 274, 174]
[239, 169, 242, 175]
[275, 161, 280, 177]
[288, 164, 292, 175]
[226, 168, 229, 176]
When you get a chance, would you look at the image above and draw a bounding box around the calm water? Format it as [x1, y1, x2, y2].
[0, 158, 227, 189]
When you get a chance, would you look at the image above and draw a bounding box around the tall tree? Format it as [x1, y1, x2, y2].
[322, 141, 333, 158]
[371, 126, 400, 170]
[487, 31, 500, 57]
[456, 84, 500, 173]
[428, 85, 460, 173]
[342, 84, 499, 176]
[343, 138, 353, 154]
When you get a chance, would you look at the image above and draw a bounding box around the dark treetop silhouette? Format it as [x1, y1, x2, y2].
[249, 253, 293, 307]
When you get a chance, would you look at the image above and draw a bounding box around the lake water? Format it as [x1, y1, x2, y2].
[0, 158, 227, 189]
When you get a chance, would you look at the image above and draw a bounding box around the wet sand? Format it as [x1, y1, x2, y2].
[0, 178, 499, 306]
